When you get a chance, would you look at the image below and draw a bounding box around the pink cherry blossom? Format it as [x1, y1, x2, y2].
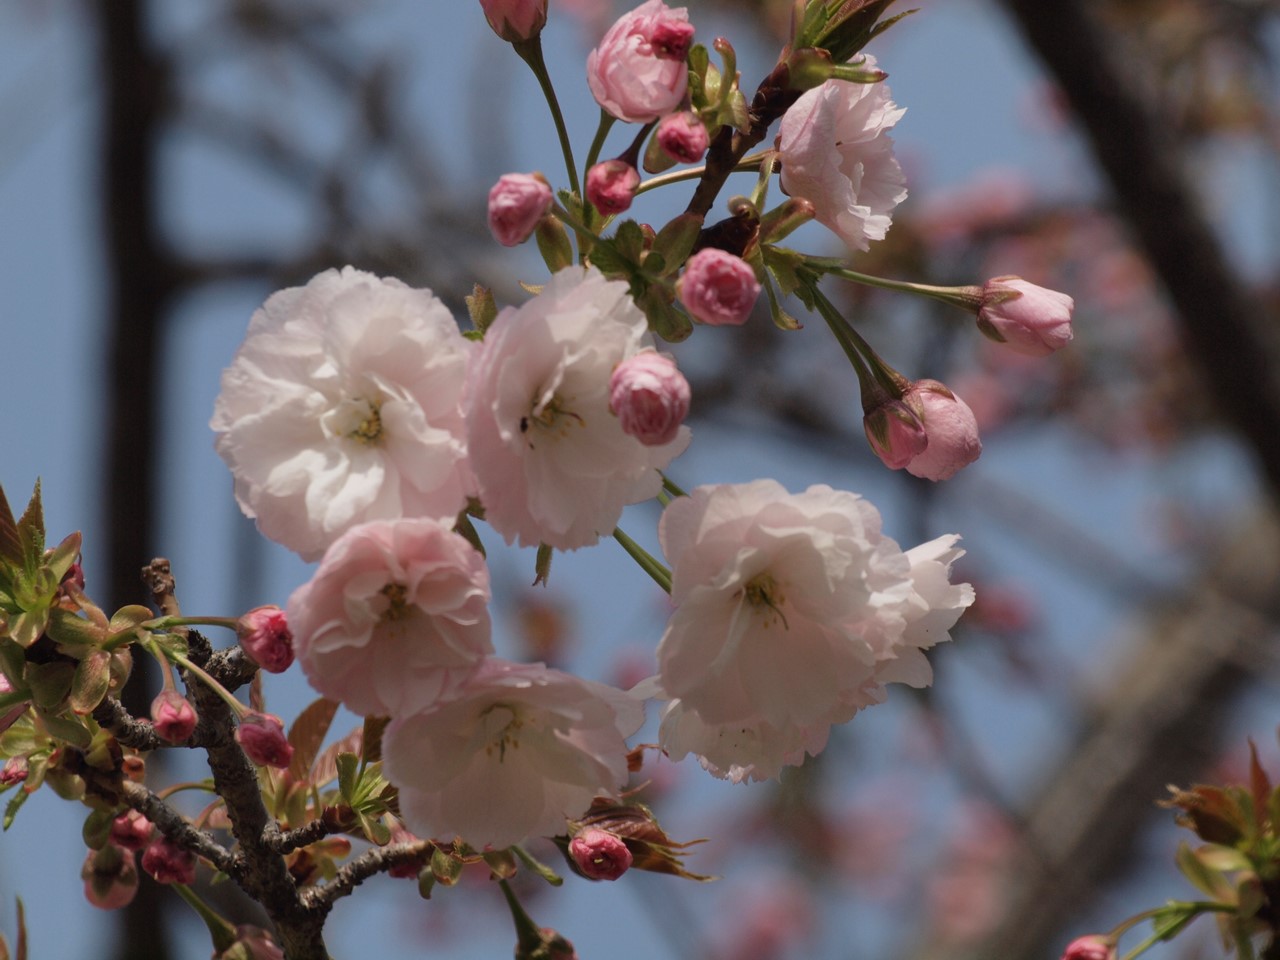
[977, 276, 1075, 356]
[656, 111, 708, 163]
[141, 835, 197, 885]
[479, 0, 547, 42]
[288, 517, 492, 717]
[609, 350, 691, 446]
[211, 267, 474, 562]
[465, 267, 689, 550]
[587, 0, 693, 123]
[383, 658, 644, 849]
[653, 480, 973, 782]
[236, 605, 293, 674]
[678, 248, 761, 326]
[1060, 936, 1117, 960]
[569, 827, 633, 880]
[82, 844, 139, 910]
[151, 690, 197, 744]
[488, 172, 554, 247]
[902, 380, 982, 481]
[586, 160, 640, 216]
[863, 397, 928, 470]
[235, 712, 294, 769]
[777, 56, 907, 251]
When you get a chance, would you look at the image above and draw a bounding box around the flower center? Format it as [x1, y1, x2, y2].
[479, 703, 525, 762]
[742, 572, 789, 629]
[520, 393, 584, 448]
[323, 396, 385, 446]
[379, 583, 409, 621]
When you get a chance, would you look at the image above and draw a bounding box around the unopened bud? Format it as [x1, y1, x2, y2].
[109, 810, 154, 852]
[586, 160, 640, 217]
[863, 398, 928, 470]
[141, 834, 197, 885]
[235, 712, 294, 769]
[568, 828, 633, 881]
[977, 276, 1074, 356]
[479, 0, 547, 43]
[609, 351, 690, 447]
[677, 248, 761, 326]
[82, 843, 139, 910]
[150, 690, 197, 744]
[236, 605, 294, 673]
[1060, 935, 1117, 960]
[488, 172, 554, 248]
[656, 112, 709, 164]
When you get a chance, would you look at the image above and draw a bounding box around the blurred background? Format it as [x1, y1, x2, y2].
[1, 0, 1279, 958]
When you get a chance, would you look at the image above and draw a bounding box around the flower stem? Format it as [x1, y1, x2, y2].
[514, 37, 580, 199]
[145, 616, 239, 633]
[637, 150, 772, 196]
[583, 109, 617, 183]
[660, 473, 689, 499]
[171, 652, 248, 719]
[806, 258, 984, 311]
[612, 527, 672, 594]
[172, 883, 238, 954]
[498, 878, 544, 952]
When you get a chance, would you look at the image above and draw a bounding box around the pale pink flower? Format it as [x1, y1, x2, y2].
[569, 827, 633, 880]
[902, 380, 982, 481]
[609, 350, 690, 446]
[586, 160, 640, 216]
[678, 248, 761, 326]
[289, 518, 492, 717]
[652, 480, 972, 781]
[977, 276, 1075, 356]
[587, 0, 693, 123]
[235, 712, 294, 769]
[777, 56, 907, 251]
[383, 658, 645, 849]
[466, 267, 689, 550]
[151, 690, 197, 744]
[656, 111, 708, 163]
[211, 267, 474, 562]
[141, 835, 197, 885]
[488, 172, 554, 247]
[82, 844, 139, 910]
[479, 0, 547, 42]
[236, 605, 293, 673]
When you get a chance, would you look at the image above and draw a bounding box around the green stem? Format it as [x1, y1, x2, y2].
[660, 473, 689, 499]
[806, 258, 983, 311]
[514, 37, 580, 199]
[172, 883, 238, 953]
[637, 150, 773, 196]
[171, 652, 248, 719]
[612, 528, 672, 594]
[583, 109, 617, 182]
[144, 616, 239, 633]
[498, 878, 544, 952]
[550, 201, 596, 244]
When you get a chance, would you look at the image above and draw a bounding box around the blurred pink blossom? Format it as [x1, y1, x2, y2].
[141, 835, 197, 885]
[236, 605, 294, 674]
[677, 248, 761, 326]
[235, 712, 294, 769]
[609, 349, 691, 446]
[902, 380, 982, 481]
[488, 172, 553, 247]
[586, 159, 640, 215]
[479, 0, 547, 42]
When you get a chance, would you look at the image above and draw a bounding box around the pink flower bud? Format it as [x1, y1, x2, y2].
[235, 711, 294, 769]
[863, 398, 928, 470]
[488, 172, 554, 247]
[587, 0, 693, 123]
[977, 276, 1074, 356]
[236, 605, 294, 674]
[609, 351, 690, 446]
[568, 827, 633, 880]
[141, 835, 197, 885]
[150, 690, 197, 744]
[479, 0, 547, 42]
[109, 810, 154, 852]
[82, 844, 139, 910]
[1060, 935, 1117, 960]
[0, 757, 27, 787]
[656, 112, 708, 164]
[902, 380, 982, 481]
[677, 248, 761, 326]
[586, 160, 640, 216]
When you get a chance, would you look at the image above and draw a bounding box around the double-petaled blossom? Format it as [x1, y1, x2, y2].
[977, 276, 1075, 356]
[777, 56, 907, 251]
[465, 266, 689, 550]
[109, 810, 153, 852]
[656, 111, 709, 164]
[609, 350, 691, 446]
[211, 267, 474, 562]
[141, 835, 197, 885]
[652, 480, 973, 782]
[488, 172, 554, 247]
[587, 0, 693, 123]
[569, 827, 633, 880]
[288, 518, 493, 717]
[479, 0, 548, 42]
[901, 380, 982, 481]
[586, 160, 640, 216]
[236, 605, 293, 674]
[677, 248, 761, 326]
[383, 658, 645, 849]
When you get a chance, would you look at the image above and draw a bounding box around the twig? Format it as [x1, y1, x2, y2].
[121, 780, 237, 875]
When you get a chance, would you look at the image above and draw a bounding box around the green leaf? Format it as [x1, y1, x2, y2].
[0, 642, 22, 689]
[308, 727, 362, 789]
[512, 844, 564, 886]
[0, 488, 23, 569]
[429, 846, 463, 887]
[43, 532, 80, 585]
[416, 867, 436, 900]
[1175, 841, 1234, 899]
[359, 812, 391, 846]
[33, 707, 90, 748]
[586, 238, 630, 279]
[613, 220, 646, 263]
[24, 661, 74, 711]
[362, 715, 388, 765]
[287, 697, 339, 783]
[3, 787, 29, 830]
[335, 752, 359, 805]
[8, 608, 48, 650]
[638, 283, 692, 343]
[46, 609, 102, 648]
[15, 484, 44, 577]
[69, 651, 111, 715]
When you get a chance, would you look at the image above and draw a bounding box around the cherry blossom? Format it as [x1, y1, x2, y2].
[211, 267, 474, 561]
[383, 658, 644, 849]
[777, 56, 907, 251]
[288, 518, 493, 717]
[653, 480, 973, 781]
[586, 0, 692, 124]
[466, 266, 689, 550]
[978, 276, 1076, 356]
